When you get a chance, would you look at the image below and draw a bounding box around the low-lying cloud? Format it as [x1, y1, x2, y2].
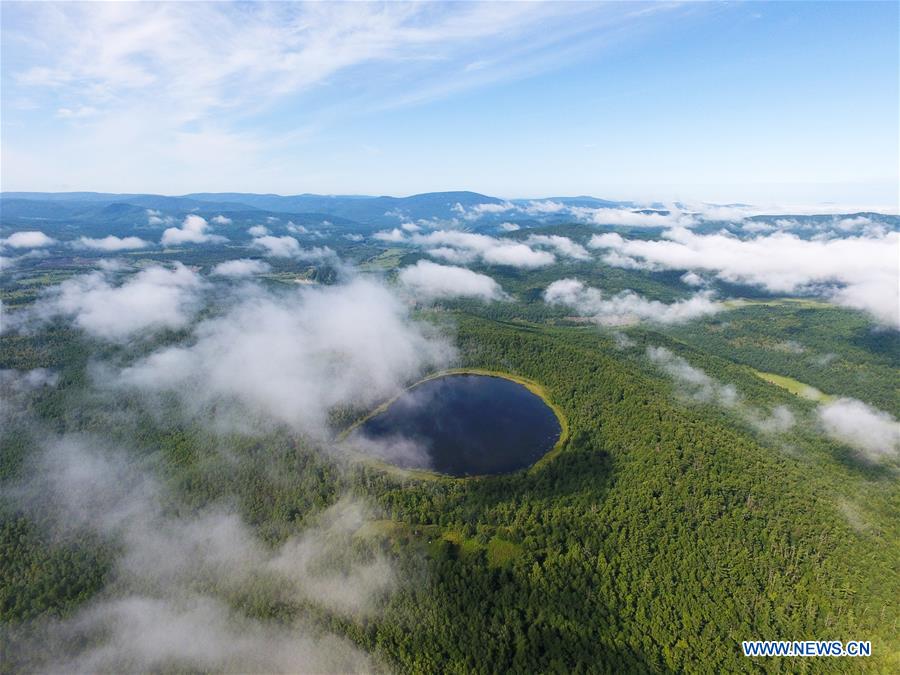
[251, 234, 335, 261]
[398, 260, 505, 301]
[374, 228, 406, 242]
[590, 228, 900, 326]
[413, 230, 555, 268]
[147, 209, 175, 226]
[116, 278, 453, 436]
[646, 346, 795, 434]
[2, 230, 56, 248]
[818, 398, 899, 460]
[73, 235, 151, 251]
[454, 199, 897, 230]
[544, 279, 722, 325]
[161, 215, 227, 246]
[37, 263, 205, 341]
[648, 346, 899, 459]
[525, 234, 590, 260]
[369, 228, 566, 269]
[211, 258, 272, 277]
[7, 437, 385, 673]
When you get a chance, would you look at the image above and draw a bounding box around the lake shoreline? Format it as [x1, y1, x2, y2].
[337, 368, 570, 481]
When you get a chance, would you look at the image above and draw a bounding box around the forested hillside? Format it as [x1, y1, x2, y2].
[2, 301, 897, 672]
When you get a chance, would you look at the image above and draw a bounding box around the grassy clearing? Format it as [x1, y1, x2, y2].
[359, 248, 406, 271]
[261, 271, 317, 285]
[442, 529, 482, 559]
[752, 370, 835, 403]
[487, 537, 523, 568]
[723, 297, 834, 310]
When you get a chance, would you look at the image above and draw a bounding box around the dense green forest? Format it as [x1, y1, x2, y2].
[1, 233, 898, 673]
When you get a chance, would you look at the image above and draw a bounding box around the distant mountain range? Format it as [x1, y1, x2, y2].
[0, 191, 627, 230]
[2, 192, 895, 245]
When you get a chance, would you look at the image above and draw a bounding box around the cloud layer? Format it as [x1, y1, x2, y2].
[590, 228, 900, 326]
[2, 230, 56, 248]
[38, 263, 204, 341]
[648, 346, 899, 460]
[117, 278, 453, 436]
[8, 438, 384, 673]
[398, 260, 505, 301]
[161, 215, 226, 246]
[646, 346, 796, 435]
[250, 234, 335, 261]
[211, 259, 272, 277]
[412, 231, 556, 268]
[74, 235, 151, 251]
[544, 279, 722, 325]
[817, 398, 899, 460]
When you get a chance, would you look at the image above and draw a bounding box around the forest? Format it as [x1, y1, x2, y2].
[2, 233, 898, 673]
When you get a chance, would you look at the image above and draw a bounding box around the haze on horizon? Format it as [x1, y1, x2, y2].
[1, 1, 898, 209]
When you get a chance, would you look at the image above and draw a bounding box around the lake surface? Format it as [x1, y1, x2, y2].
[357, 374, 561, 476]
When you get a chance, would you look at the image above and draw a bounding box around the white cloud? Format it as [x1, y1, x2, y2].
[10, 438, 384, 673]
[161, 215, 226, 246]
[680, 271, 705, 286]
[117, 278, 452, 436]
[250, 235, 335, 261]
[39, 263, 204, 341]
[589, 228, 900, 326]
[412, 230, 554, 268]
[400, 222, 421, 232]
[55, 105, 97, 119]
[647, 346, 739, 405]
[398, 260, 505, 302]
[817, 398, 899, 460]
[73, 235, 151, 251]
[147, 209, 174, 226]
[425, 246, 474, 264]
[0, 368, 61, 425]
[373, 228, 406, 243]
[572, 206, 698, 228]
[740, 221, 777, 234]
[456, 201, 516, 220]
[521, 200, 568, 215]
[211, 259, 271, 277]
[526, 234, 590, 260]
[2, 231, 56, 248]
[211, 215, 232, 225]
[646, 346, 795, 435]
[499, 222, 520, 232]
[455, 200, 708, 228]
[247, 225, 269, 237]
[738, 215, 891, 239]
[0, 368, 59, 399]
[481, 243, 554, 267]
[458, 200, 898, 230]
[287, 222, 309, 235]
[544, 279, 722, 325]
[648, 346, 900, 457]
[7, 1, 637, 193]
[596, 249, 651, 270]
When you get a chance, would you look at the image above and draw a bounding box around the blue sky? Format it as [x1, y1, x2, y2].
[1, 1, 897, 207]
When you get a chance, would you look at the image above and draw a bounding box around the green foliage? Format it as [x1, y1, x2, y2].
[1, 258, 898, 673]
[663, 304, 900, 416]
[0, 513, 112, 623]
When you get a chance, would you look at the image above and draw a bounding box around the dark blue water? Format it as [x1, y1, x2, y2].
[357, 374, 561, 476]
